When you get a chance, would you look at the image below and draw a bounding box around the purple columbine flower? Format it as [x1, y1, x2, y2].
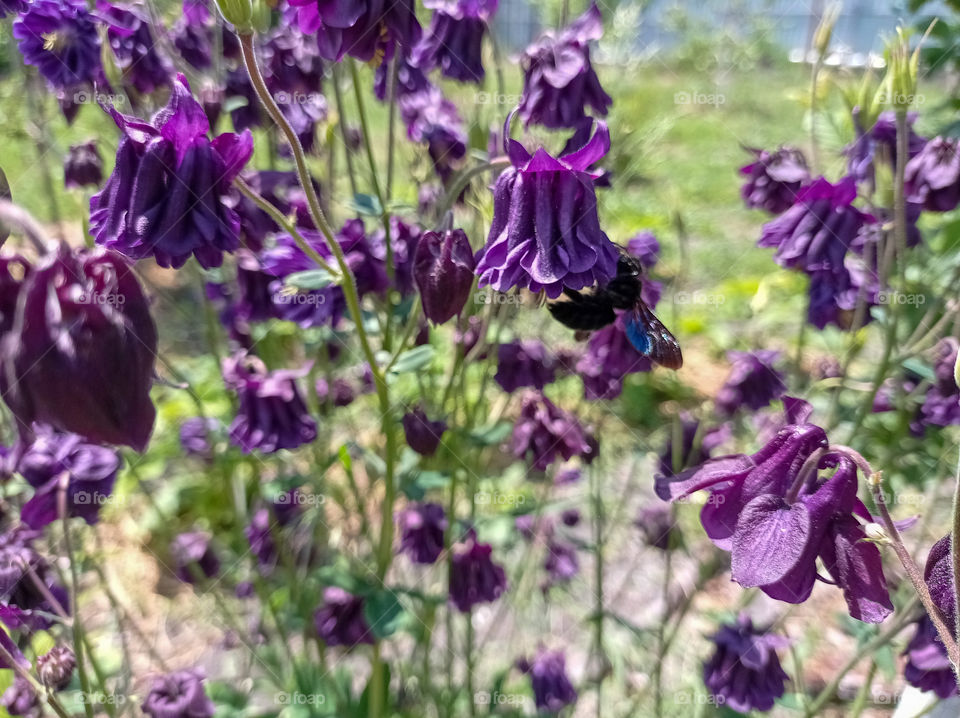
[626, 230, 660, 269]
[511, 392, 592, 471]
[16, 427, 121, 530]
[64, 141, 103, 189]
[806, 254, 879, 331]
[495, 340, 557, 392]
[402, 408, 448, 457]
[1, 246, 157, 451]
[412, 0, 498, 83]
[414, 228, 475, 325]
[141, 669, 215, 718]
[476, 117, 619, 298]
[518, 648, 577, 713]
[1, 676, 38, 717]
[374, 53, 431, 102]
[170, 532, 220, 583]
[0, 527, 67, 621]
[400, 87, 468, 184]
[543, 540, 579, 588]
[758, 176, 874, 273]
[0, 0, 26, 17]
[398, 502, 447, 564]
[575, 306, 659, 400]
[739, 146, 810, 214]
[314, 587, 374, 647]
[516, 3, 611, 129]
[179, 417, 219, 458]
[222, 354, 318, 454]
[702, 615, 789, 713]
[903, 615, 957, 699]
[920, 338, 960, 428]
[449, 532, 507, 612]
[288, 0, 422, 65]
[13, 0, 101, 89]
[90, 74, 253, 269]
[925, 535, 955, 628]
[846, 109, 925, 188]
[98, 1, 171, 95]
[244, 507, 276, 568]
[906, 136, 960, 212]
[715, 350, 786, 416]
[37, 645, 75, 691]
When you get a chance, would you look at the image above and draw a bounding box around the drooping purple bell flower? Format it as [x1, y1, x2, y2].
[919, 337, 960, 428]
[925, 535, 955, 629]
[64, 141, 103, 189]
[400, 87, 468, 184]
[222, 353, 318, 454]
[412, 0, 498, 83]
[398, 502, 447, 564]
[244, 507, 276, 569]
[511, 392, 592, 471]
[739, 146, 810, 214]
[476, 118, 619, 298]
[1, 676, 38, 717]
[13, 0, 101, 90]
[906, 136, 960, 212]
[1, 246, 157, 451]
[806, 255, 879, 331]
[172, 18, 212, 70]
[374, 54, 431, 102]
[518, 648, 577, 713]
[494, 341, 557, 392]
[846, 109, 925, 188]
[414, 228, 475, 325]
[449, 532, 507, 612]
[16, 427, 121, 529]
[903, 616, 957, 699]
[402, 408, 447, 457]
[626, 230, 660, 269]
[98, 1, 171, 95]
[575, 310, 656, 400]
[316, 377, 356, 408]
[90, 74, 254, 269]
[516, 3, 612, 129]
[261, 25, 325, 99]
[37, 645, 75, 691]
[170, 531, 220, 583]
[702, 615, 789, 713]
[179, 417, 219, 458]
[141, 669, 215, 718]
[714, 350, 786, 416]
[313, 587, 374, 647]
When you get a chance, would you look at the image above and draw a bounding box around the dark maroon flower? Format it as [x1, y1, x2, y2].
[715, 350, 786, 416]
[98, 1, 171, 95]
[903, 616, 957, 699]
[141, 669, 215, 718]
[179, 417, 219, 458]
[90, 74, 253, 269]
[703, 615, 789, 713]
[1, 246, 157, 451]
[511, 392, 592, 471]
[560, 508, 580, 527]
[739, 146, 810, 214]
[1, 676, 38, 717]
[64, 141, 103, 189]
[13, 0, 101, 89]
[449, 532, 506, 612]
[476, 118, 618, 298]
[402, 408, 447, 456]
[37, 645, 75, 691]
[495, 341, 556, 392]
[16, 428, 121, 529]
[399, 502, 447, 564]
[314, 587, 374, 647]
[519, 648, 577, 712]
[517, 3, 611, 129]
[170, 532, 220, 583]
[412, 0, 497, 83]
[906, 136, 960, 212]
[414, 228, 475, 325]
[222, 354, 318, 454]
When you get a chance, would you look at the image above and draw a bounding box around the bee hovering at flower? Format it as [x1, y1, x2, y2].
[547, 247, 683, 370]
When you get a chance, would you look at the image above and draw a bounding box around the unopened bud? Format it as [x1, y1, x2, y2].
[863, 522, 888, 542]
[813, 3, 841, 58]
[37, 645, 75, 691]
[215, 0, 253, 32]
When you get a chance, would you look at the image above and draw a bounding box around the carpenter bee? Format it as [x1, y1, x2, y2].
[548, 250, 683, 370]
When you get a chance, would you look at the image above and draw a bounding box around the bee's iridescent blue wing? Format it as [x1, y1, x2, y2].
[624, 303, 683, 370]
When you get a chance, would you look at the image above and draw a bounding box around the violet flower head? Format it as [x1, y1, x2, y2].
[0, 527, 67, 620]
[400, 87, 468, 183]
[511, 392, 592, 471]
[905, 136, 960, 212]
[402, 408, 447, 457]
[64, 141, 103, 189]
[141, 669, 215, 718]
[903, 616, 957, 699]
[702, 615, 789, 713]
[37, 645, 75, 691]
[90, 74, 254, 269]
[16, 428, 121, 529]
[495, 340, 557, 392]
[172, 18, 212, 70]
[543, 540, 579, 587]
[0, 0, 26, 17]
[476, 118, 619, 298]
[806, 254, 879, 331]
[1, 246, 157, 451]
[244, 507, 276, 568]
[626, 230, 660, 269]
[398, 502, 447, 564]
[714, 350, 786, 416]
[98, 1, 171, 95]
[517, 3, 612, 129]
[576, 312, 655, 400]
[925, 535, 955, 629]
[170, 532, 220, 583]
[179, 417, 219, 458]
[846, 109, 925, 188]
[739, 146, 810, 214]
[222, 354, 318, 454]
[412, 0, 498, 83]
[920, 337, 960, 428]
[1, 676, 38, 717]
[313, 587, 374, 647]
[449, 532, 507, 612]
[13, 0, 101, 89]
[519, 648, 577, 713]
[414, 228, 476, 325]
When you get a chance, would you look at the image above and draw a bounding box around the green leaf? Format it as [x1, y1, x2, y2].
[399, 470, 451, 500]
[362, 590, 405, 639]
[467, 422, 512, 446]
[389, 345, 435, 374]
[348, 193, 382, 216]
[357, 663, 390, 718]
[0, 167, 10, 243]
[285, 269, 337, 291]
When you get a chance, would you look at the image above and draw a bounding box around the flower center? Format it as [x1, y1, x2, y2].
[42, 31, 68, 53]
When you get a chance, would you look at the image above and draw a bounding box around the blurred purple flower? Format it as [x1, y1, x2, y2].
[715, 350, 786, 416]
[13, 0, 101, 89]
[560, 508, 580, 526]
[0, 527, 67, 621]
[0, 0, 25, 17]
[920, 338, 960, 428]
[576, 312, 655, 400]
[495, 340, 557, 392]
[179, 417, 219, 458]
[98, 1, 171, 95]
[399, 502, 447, 564]
[245, 507, 276, 568]
[64, 141, 103, 189]
[740, 146, 810, 214]
[400, 87, 468, 183]
[141, 669, 215, 718]
[37, 645, 75, 691]
[314, 587, 374, 646]
[846, 109, 925, 188]
[903, 616, 957, 699]
[626, 230, 660, 269]
[519, 648, 577, 712]
[906, 136, 960, 212]
[1, 676, 38, 717]
[316, 377, 356, 408]
[371, 218, 422, 296]
[511, 392, 592, 471]
[449, 532, 506, 612]
[170, 532, 220, 584]
[543, 540, 579, 587]
[806, 255, 879, 331]
[656, 416, 729, 478]
[414, 228, 475, 325]
[402, 408, 447, 456]
[413, 0, 498, 83]
[925, 535, 955, 629]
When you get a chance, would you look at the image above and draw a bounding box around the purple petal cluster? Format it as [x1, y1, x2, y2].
[846, 109, 926, 188]
[64, 141, 103, 189]
[398, 502, 447, 564]
[518, 649, 577, 712]
[449, 534, 506, 612]
[919, 338, 960, 428]
[314, 587, 374, 646]
[179, 417, 219, 458]
[13, 0, 101, 90]
[0, 527, 68, 622]
[37, 645, 75, 691]
[402, 408, 447, 456]
[906, 136, 960, 212]
[495, 340, 557, 392]
[400, 88, 468, 183]
[170, 531, 220, 583]
[412, 0, 498, 83]
[740, 146, 810, 214]
[98, 1, 171, 95]
[715, 350, 786, 416]
[141, 669, 215, 718]
[903, 616, 957, 699]
[511, 392, 592, 471]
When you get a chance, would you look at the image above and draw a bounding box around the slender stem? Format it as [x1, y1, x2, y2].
[591, 463, 605, 718]
[437, 158, 511, 221]
[809, 57, 822, 172]
[331, 65, 360, 199]
[0, 640, 72, 718]
[385, 55, 399, 200]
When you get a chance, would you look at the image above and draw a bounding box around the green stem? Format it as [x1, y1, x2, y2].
[437, 159, 511, 220]
[331, 66, 360, 200]
[952, 438, 960, 687]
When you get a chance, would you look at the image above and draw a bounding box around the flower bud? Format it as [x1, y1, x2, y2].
[37, 645, 75, 691]
[215, 0, 253, 32]
[413, 228, 476, 325]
